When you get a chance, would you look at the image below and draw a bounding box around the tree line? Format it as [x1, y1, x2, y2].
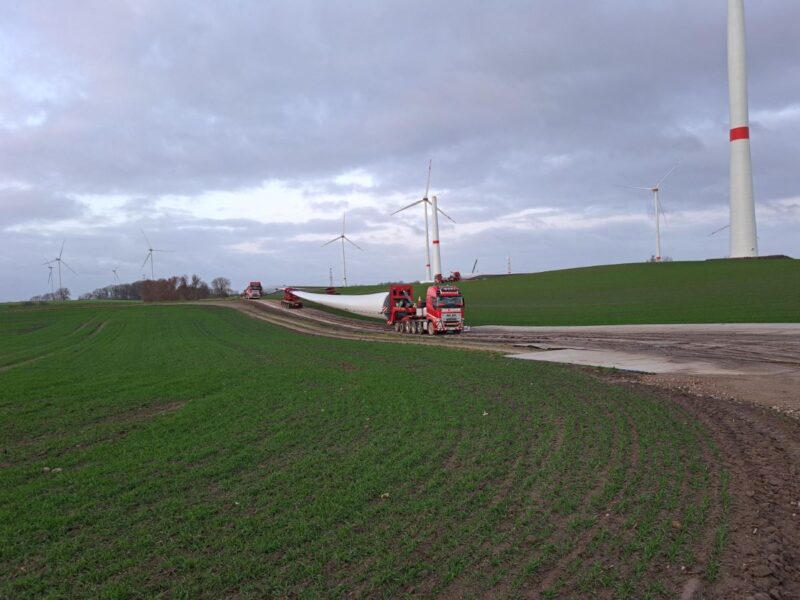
[31, 276, 234, 302]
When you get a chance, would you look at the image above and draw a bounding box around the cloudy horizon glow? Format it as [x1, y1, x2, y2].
[1, 1, 798, 301]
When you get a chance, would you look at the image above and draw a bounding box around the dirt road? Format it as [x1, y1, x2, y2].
[209, 299, 800, 598]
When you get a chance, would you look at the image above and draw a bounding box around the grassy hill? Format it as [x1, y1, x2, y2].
[1, 302, 727, 598]
[299, 258, 799, 326]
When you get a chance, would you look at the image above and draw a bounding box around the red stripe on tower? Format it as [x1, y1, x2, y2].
[432, 240, 440, 245]
[730, 126, 750, 141]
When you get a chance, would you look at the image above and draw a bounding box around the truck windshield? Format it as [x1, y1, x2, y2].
[435, 296, 463, 308]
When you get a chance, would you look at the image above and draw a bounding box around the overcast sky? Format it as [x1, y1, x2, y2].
[1, 1, 798, 301]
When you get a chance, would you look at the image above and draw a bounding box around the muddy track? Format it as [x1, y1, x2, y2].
[605, 375, 800, 600]
[205, 300, 521, 354]
[207, 299, 800, 598]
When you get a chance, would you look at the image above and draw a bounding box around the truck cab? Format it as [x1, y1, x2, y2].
[244, 281, 263, 299]
[425, 285, 465, 333]
[384, 284, 466, 334]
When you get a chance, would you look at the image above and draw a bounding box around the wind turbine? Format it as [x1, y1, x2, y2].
[322, 212, 362, 287]
[141, 230, 173, 280]
[112, 266, 120, 285]
[46, 265, 54, 294]
[392, 160, 456, 282]
[728, 0, 758, 257]
[621, 166, 678, 262]
[42, 240, 76, 297]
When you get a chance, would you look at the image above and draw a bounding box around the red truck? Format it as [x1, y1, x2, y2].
[243, 281, 263, 299]
[383, 284, 465, 335]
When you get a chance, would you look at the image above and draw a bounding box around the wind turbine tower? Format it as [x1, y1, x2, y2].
[728, 0, 758, 257]
[426, 194, 457, 282]
[422, 161, 433, 281]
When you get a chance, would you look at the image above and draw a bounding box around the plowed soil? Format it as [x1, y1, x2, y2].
[212, 299, 800, 598]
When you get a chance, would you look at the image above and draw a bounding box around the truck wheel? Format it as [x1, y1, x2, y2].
[427, 322, 436, 335]
[394, 322, 401, 332]
[405, 321, 412, 334]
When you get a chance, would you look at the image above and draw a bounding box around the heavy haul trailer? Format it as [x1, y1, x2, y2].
[281, 288, 303, 309]
[288, 284, 466, 335]
[383, 284, 465, 335]
[243, 281, 263, 299]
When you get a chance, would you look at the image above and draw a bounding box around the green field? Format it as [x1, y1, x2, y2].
[2, 302, 728, 598]
[295, 258, 799, 326]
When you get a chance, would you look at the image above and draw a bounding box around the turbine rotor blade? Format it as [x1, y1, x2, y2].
[655, 164, 678, 188]
[616, 184, 653, 191]
[424, 159, 432, 199]
[657, 197, 668, 226]
[141, 229, 153, 249]
[153, 249, 174, 253]
[708, 224, 730, 237]
[61, 260, 77, 275]
[141, 252, 151, 269]
[437, 207, 456, 223]
[59, 239, 65, 259]
[391, 199, 425, 215]
[322, 236, 342, 247]
[343, 236, 362, 250]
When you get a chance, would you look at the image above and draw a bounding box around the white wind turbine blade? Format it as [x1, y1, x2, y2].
[655, 164, 679, 188]
[58, 239, 65, 259]
[47, 269, 53, 284]
[437, 206, 456, 223]
[657, 195, 668, 226]
[708, 224, 730, 237]
[343, 236, 362, 250]
[322, 236, 342, 248]
[424, 159, 432, 199]
[142, 251, 152, 269]
[60, 260, 77, 275]
[391, 198, 426, 215]
[153, 249, 174, 253]
[42, 260, 54, 266]
[141, 229, 153, 249]
[617, 184, 654, 191]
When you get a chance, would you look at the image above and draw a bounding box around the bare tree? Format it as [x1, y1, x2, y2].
[211, 277, 233, 297]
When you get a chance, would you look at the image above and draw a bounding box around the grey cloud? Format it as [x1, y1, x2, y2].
[1, 1, 798, 300]
[0, 187, 86, 227]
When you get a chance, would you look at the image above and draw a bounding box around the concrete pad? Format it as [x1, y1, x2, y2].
[481, 323, 800, 336]
[508, 349, 751, 375]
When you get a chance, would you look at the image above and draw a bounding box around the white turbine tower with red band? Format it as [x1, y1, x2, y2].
[728, 0, 758, 258]
[430, 195, 443, 281]
[428, 195, 457, 281]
